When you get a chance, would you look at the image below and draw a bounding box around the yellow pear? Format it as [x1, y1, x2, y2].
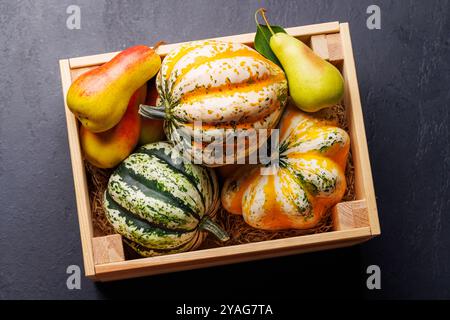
[256, 9, 344, 112]
[270, 33, 344, 112]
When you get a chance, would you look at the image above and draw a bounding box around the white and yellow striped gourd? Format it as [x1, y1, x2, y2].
[139, 40, 288, 166]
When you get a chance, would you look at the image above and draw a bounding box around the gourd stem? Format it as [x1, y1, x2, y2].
[139, 104, 166, 120]
[255, 8, 275, 36]
[199, 217, 230, 242]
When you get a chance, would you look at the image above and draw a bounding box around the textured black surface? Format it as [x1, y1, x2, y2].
[0, 0, 449, 300]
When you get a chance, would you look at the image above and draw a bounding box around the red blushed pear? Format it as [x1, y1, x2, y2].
[80, 85, 147, 169]
[67, 45, 161, 132]
[138, 78, 165, 146]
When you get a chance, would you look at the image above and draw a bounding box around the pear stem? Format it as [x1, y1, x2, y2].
[152, 41, 166, 51]
[255, 8, 275, 36]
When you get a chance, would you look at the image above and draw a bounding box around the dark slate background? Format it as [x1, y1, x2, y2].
[0, 0, 449, 300]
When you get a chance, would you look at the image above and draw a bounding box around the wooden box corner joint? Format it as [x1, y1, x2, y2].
[92, 234, 125, 265]
[310, 33, 343, 63]
[332, 199, 369, 231]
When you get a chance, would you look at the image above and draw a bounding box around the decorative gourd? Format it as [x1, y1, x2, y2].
[139, 40, 288, 166]
[221, 104, 350, 230]
[104, 142, 229, 257]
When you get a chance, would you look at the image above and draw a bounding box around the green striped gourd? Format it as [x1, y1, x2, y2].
[139, 40, 288, 166]
[103, 141, 228, 257]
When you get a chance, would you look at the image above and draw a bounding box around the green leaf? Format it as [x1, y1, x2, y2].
[254, 24, 287, 68]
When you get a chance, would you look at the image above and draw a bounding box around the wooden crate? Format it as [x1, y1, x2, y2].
[59, 22, 379, 281]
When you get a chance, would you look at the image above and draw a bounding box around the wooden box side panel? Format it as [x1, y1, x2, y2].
[94, 227, 371, 281]
[68, 22, 340, 68]
[97, 239, 370, 281]
[339, 23, 380, 235]
[59, 59, 96, 278]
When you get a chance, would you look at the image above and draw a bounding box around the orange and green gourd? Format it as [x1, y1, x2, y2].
[221, 104, 350, 230]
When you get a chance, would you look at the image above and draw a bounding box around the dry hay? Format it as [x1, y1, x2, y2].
[85, 163, 114, 237]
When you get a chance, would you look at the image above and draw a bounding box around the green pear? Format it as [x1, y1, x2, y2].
[269, 33, 344, 112]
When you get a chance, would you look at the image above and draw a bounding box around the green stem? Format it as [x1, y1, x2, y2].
[139, 104, 166, 120]
[255, 8, 275, 36]
[199, 216, 230, 242]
